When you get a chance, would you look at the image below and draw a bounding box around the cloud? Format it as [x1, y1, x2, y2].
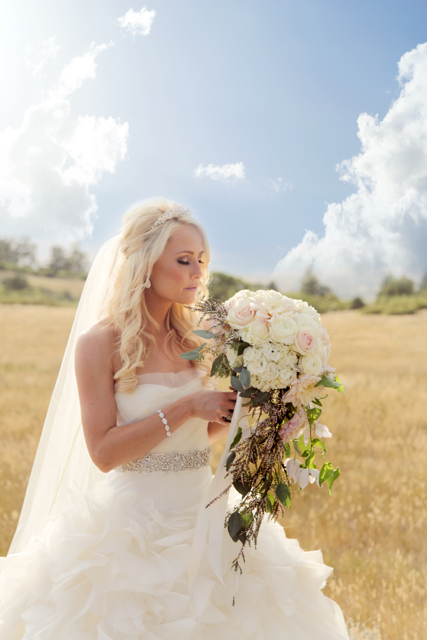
[274, 42, 427, 298]
[270, 177, 293, 193]
[194, 162, 245, 183]
[118, 7, 156, 36]
[26, 36, 60, 77]
[0, 42, 128, 239]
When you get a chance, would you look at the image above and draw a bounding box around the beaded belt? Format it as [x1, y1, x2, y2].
[115, 445, 211, 474]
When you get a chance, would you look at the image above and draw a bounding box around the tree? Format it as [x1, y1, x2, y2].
[378, 275, 414, 297]
[48, 246, 68, 276]
[300, 267, 332, 297]
[419, 271, 427, 293]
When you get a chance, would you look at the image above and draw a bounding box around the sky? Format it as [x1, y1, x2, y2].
[1, 0, 427, 298]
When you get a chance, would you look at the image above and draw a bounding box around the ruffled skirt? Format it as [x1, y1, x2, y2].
[0, 466, 349, 639]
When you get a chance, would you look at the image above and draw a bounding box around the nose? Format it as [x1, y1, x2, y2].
[192, 262, 203, 280]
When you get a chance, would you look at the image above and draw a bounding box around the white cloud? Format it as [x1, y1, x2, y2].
[118, 7, 156, 36]
[0, 42, 129, 239]
[270, 177, 293, 193]
[194, 162, 245, 183]
[274, 42, 427, 298]
[26, 37, 60, 77]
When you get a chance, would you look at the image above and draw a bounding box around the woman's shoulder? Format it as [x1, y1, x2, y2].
[75, 321, 119, 366]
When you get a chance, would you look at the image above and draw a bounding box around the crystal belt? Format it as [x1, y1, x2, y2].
[115, 445, 211, 474]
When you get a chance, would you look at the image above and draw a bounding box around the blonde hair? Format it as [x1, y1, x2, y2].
[105, 197, 212, 394]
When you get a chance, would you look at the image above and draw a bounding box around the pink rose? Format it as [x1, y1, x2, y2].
[226, 300, 256, 329]
[294, 327, 318, 355]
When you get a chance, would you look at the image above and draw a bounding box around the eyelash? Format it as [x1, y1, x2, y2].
[178, 260, 204, 265]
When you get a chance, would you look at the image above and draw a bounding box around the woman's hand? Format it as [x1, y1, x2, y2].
[189, 389, 237, 426]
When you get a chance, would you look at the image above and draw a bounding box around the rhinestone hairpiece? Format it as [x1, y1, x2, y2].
[148, 205, 192, 232]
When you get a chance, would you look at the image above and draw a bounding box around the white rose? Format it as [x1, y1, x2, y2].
[299, 354, 323, 376]
[268, 314, 298, 345]
[240, 316, 269, 345]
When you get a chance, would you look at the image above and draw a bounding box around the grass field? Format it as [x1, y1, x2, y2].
[0, 305, 426, 639]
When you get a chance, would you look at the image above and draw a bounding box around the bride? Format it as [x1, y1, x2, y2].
[0, 197, 349, 639]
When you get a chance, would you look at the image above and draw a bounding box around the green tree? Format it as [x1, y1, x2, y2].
[301, 267, 332, 297]
[378, 275, 414, 297]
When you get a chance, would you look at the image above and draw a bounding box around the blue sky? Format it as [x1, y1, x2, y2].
[1, 0, 427, 296]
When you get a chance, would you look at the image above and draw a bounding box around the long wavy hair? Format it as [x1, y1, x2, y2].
[105, 197, 212, 394]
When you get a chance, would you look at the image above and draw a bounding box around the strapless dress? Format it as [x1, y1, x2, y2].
[0, 367, 349, 639]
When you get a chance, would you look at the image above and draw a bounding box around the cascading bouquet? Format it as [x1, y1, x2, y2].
[181, 289, 344, 572]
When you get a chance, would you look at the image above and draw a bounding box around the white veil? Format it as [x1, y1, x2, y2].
[7, 232, 124, 555]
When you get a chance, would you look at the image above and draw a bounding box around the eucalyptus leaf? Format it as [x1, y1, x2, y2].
[335, 374, 345, 393]
[275, 483, 291, 508]
[239, 367, 251, 389]
[179, 345, 204, 361]
[230, 375, 245, 394]
[210, 353, 224, 376]
[192, 329, 215, 339]
[239, 386, 257, 398]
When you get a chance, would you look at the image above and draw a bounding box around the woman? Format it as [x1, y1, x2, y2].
[0, 197, 349, 639]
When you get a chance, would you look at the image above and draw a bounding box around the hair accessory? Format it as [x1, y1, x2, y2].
[148, 205, 192, 232]
[157, 409, 171, 438]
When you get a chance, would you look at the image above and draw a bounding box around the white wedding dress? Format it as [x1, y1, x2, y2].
[0, 366, 349, 640]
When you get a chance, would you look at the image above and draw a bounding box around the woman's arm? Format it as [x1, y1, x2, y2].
[74, 330, 236, 473]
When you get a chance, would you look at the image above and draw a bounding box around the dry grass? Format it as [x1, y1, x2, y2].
[0, 305, 426, 639]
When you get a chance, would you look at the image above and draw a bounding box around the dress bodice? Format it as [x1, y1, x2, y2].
[114, 366, 211, 454]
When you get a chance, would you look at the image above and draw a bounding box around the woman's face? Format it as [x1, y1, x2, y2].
[148, 224, 205, 305]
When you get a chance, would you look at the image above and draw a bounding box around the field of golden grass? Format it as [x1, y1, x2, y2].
[0, 304, 426, 639]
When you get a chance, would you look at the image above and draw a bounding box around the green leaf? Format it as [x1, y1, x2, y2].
[252, 390, 270, 407]
[325, 467, 340, 495]
[275, 483, 291, 508]
[239, 367, 251, 389]
[228, 511, 244, 542]
[210, 353, 225, 376]
[311, 438, 327, 453]
[335, 374, 345, 394]
[225, 452, 236, 471]
[265, 493, 275, 513]
[241, 512, 254, 529]
[237, 341, 251, 356]
[239, 386, 257, 398]
[230, 426, 242, 449]
[179, 345, 204, 360]
[312, 398, 323, 407]
[284, 442, 291, 457]
[192, 329, 215, 339]
[233, 478, 251, 497]
[230, 375, 245, 393]
[319, 462, 335, 487]
[307, 406, 322, 426]
[315, 373, 343, 391]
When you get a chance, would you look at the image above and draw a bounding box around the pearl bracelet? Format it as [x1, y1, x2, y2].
[157, 409, 171, 438]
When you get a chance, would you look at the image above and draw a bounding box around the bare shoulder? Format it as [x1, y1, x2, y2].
[75, 320, 119, 374]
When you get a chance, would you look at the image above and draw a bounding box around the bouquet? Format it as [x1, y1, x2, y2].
[181, 289, 344, 572]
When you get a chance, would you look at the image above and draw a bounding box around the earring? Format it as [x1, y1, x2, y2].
[143, 274, 151, 289]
